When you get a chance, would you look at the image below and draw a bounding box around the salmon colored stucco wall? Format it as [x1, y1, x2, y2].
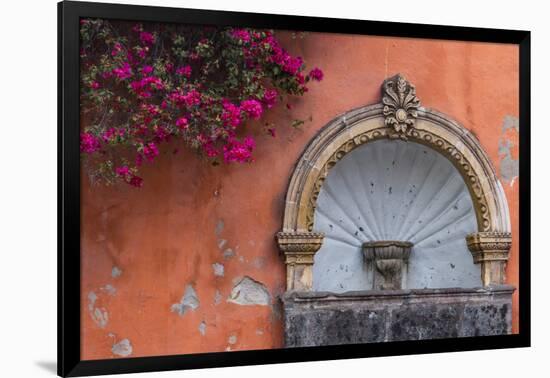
[81, 32, 519, 360]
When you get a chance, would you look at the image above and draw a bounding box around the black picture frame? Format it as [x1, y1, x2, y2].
[58, 1, 531, 376]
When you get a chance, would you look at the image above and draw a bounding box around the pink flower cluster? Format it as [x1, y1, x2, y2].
[176, 117, 189, 130]
[102, 127, 125, 142]
[221, 100, 242, 128]
[176, 65, 192, 77]
[139, 31, 155, 45]
[130, 75, 164, 98]
[142, 142, 159, 162]
[309, 67, 324, 81]
[112, 62, 133, 80]
[168, 89, 201, 107]
[80, 22, 324, 188]
[115, 166, 143, 187]
[262, 89, 278, 109]
[240, 99, 263, 119]
[270, 45, 303, 75]
[223, 136, 256, 163]
[231, 29, 251, 43]
[80, 132, 100, 153]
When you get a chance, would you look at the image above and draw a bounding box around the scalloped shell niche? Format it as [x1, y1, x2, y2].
[312, 139, 481, 292]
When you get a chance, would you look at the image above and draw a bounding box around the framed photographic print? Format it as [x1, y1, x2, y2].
[58, 0, 531, 376]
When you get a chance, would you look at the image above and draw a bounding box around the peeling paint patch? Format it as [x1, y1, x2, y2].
[112, 339, 133, 357]
[215, 219, 224, 236]
[228, 335, 237, 344]
[111, 266, 122, 278]
[212, 263, 224, 277]
[253, 257, 266, 269]
[88, 291, 108, 328]
[218, 239, 227, 250]
[171, 284, 200, 316]
[214, 290, 222, 305]
[223, 248, 235, 259]
[101, 284, 117, 296]
[198, 321, 207, 336]
[227, 276, 271, 306]
[498, 115, 519, 183]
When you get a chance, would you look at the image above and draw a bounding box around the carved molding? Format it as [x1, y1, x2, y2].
[303, 125, 494, 233]
[382, 74, 421, 140]
[278, 74, 512, 290]
[466, 232, 513, 263]
[466, 231, 512, 286]
[277, 231, 324, 255]
[277, 232, 325, 290]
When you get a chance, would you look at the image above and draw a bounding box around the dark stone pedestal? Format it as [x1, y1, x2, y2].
[282, 286, 514, 347]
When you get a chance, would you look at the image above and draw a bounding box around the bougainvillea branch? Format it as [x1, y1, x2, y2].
[79, 19, 323, 187]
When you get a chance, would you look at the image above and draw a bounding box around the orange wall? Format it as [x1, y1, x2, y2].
[81, 32, 519, 360]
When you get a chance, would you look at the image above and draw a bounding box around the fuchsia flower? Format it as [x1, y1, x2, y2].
[142, 142, 159, 162]
[176, 65, 192, 78]
[135, 154, 143, 167]
[197, 135, 219, 158]
[240, 99, 263, 119]
[169, 89, 201, 107]
[309, 67, 324, 81]
[139, 31, 155, 45]
[231, 29, 251, 43]
[223, 136, 256, 163]
[176, 117, 189, 130]
[89, 81, 100, 89]
[142, 65, 153, 75]
[130, 76, 163, 98]
[129, 175, 143, 187]
[137, 47, 148, 59]
[115, 166, 130, 177]
[111, 42, 123, 57]
[221, 100, 241, 128]
[80, 132, 101, 153]
[112, 62, 133, 80]
[153, 125, 170, 142]
[102, 128, 125, 142]
[262, 89, 278, 109]
[143, 104, 160, 116]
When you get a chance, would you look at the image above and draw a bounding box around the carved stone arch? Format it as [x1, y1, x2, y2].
[277, 74, 512, 291]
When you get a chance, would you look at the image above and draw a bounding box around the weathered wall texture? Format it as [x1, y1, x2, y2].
[81, 32, 519, 360]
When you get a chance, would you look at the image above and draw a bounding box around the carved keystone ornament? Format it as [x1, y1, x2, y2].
[382, 74, 421, 140]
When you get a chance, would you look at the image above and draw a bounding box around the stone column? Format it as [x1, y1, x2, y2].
[466, 232, 512, 286]
[276, 231, 324, 291]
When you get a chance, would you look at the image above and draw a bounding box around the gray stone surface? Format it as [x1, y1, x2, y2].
[171, 284, 200, 316]
[283, 286, 514, 347]
[313, 140, 481, 292]
[227, 276, 271, 306]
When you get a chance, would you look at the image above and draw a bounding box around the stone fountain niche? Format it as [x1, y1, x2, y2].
[277, 75, 514, 347]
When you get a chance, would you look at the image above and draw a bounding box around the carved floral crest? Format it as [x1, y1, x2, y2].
[382, 74, 421, 139]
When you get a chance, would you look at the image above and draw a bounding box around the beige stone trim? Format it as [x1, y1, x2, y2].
[278, 75, 512, 290]
[276, 232, 324, 291]
[466, 232, 512, 285]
